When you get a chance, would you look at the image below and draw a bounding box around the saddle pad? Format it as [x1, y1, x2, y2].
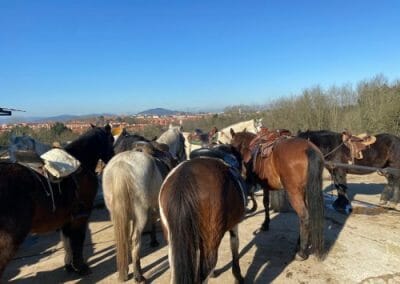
[40, 148, 81, 178]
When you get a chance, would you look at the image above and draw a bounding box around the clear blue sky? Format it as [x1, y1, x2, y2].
[1, 0, 400, 116]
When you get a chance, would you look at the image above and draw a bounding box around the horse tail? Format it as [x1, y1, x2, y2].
[162, 167, 201, 283]
[306, 147, 325, 259]
[109, 161, 134, 281]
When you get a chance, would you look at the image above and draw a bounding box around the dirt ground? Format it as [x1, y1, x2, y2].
[4, 171, 400, 283]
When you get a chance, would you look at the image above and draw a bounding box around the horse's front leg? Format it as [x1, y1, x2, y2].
[61, 219, 91, 275]
[247, 185, 258, 213]
[229, 226, 244, 284]
[261, 187, 270, 231]
[383, 175, 400, 210]
[331, 168, 352, 214]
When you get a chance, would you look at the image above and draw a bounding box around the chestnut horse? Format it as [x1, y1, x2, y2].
[0, 125, 114, 279]
[159, 145, 246, 283]
[230, 129, 325, 260]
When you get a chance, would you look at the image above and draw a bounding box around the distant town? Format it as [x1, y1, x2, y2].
[0, 112, 213, 134]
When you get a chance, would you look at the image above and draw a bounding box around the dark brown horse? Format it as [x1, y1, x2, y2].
[230, 129, 325, 260]
[0, 125, 114, 279]
[159, 145, 246, 283]
[298, 130, 400, 211]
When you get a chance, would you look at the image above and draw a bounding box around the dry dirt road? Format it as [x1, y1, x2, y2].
[4, 172, 400, 283]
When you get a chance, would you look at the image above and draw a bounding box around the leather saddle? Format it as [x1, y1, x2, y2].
[250, 128, 292, 158]
[342, 131, 376, 160]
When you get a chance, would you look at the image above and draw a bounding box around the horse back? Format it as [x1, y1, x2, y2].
[257, 138, 323, 190]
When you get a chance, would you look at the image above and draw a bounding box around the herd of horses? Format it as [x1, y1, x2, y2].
[0, 119, 400, 283]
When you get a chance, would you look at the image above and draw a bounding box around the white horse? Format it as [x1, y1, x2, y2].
[102, 128, 185, 282]
[181, 119, 263, 159]
[8, 135, 52, 162]
[217, 118, 263, 144]
[156, 125, 187, 162]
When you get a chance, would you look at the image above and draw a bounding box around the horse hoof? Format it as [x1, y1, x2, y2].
[295, 252, 309, 261]
[133, 274, 146, 283]
[378, 200, 388, 206]
[150, 240, 160, 247]
[234, 276, 245, 284]
[65, 263, 91, 275]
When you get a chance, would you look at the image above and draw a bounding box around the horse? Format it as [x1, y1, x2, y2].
[216, 118, 263, 144]
[102, 128, 186, 282]
[112, 127, 149, 154]
[159, 145, 247, 283]
[156, 125, 187, 162]
[8, 134, 52, 162]
[298, 129, 400, 211]
[0, 125, 114, 279]
[182, 127, 219, 160]
[230, 129, 325, 260]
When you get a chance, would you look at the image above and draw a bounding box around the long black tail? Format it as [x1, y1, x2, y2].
[162, 167, 201, 284]
[306, 147, 325, 258]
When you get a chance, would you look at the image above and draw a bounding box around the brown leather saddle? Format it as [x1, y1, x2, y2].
[342, 130, 376, 161]
[250, 128, 292, 158]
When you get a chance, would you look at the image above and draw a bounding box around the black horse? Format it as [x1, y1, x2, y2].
[0, 125, 114, 279]
[113, 128, 150, 154]
[298, 130, 400, 212]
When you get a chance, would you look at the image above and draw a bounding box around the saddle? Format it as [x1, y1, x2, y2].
[190, 145, 248, 206]
[14, 149, 83, 214]
[342, 130, 376, 160]
[250, 128, 292, 158]
[131, 141, 177, 177]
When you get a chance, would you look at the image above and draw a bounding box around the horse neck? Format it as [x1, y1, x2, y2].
[65, 138, 99, 172]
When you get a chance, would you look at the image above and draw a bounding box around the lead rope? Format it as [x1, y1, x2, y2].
[323, 141, 345, 159]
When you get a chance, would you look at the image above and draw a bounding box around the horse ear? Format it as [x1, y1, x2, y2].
[90, 123, 96, 128]
[104, 124, 111, 132]
[243, 128, 247, 132]
[230, 128, 235, 137]
[151, 136, 158, 141]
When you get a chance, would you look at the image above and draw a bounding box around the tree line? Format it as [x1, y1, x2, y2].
[1, 74, 399, 150]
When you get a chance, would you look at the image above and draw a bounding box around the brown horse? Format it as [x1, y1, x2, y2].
[0, 125, 114, 279]
[159, 145, 246, 283]
[230, 129, 325, 260]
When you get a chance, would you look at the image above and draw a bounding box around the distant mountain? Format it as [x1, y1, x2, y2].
[136, 108, 186, 116]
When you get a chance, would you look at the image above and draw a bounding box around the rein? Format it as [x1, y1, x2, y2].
[322, 141, 345, 159]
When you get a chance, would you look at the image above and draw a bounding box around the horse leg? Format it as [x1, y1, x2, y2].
[247, 186, 258, 213]
[386, 176, 400, 210]
[261, 187, 270, 231]
[380, 175, 395, 206]
[229, 226, 244, 284]
[149, 209, 159, 247]
[0, 231, 19, 278]
[331, 168, 352, 213]
[288, 193, 310, 261]
[131, 227, 145, 283]
[61, 219, 91, 275]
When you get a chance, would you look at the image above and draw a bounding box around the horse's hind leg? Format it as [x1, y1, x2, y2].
[288, 193, 310, 260]
[131, 210, 147, 283]
[229, 226, 244, 284]
[149, 209, 159, 247]
[247, 186, 258, 213]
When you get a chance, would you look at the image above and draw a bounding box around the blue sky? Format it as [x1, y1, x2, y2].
[1, 0, 400, 116]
